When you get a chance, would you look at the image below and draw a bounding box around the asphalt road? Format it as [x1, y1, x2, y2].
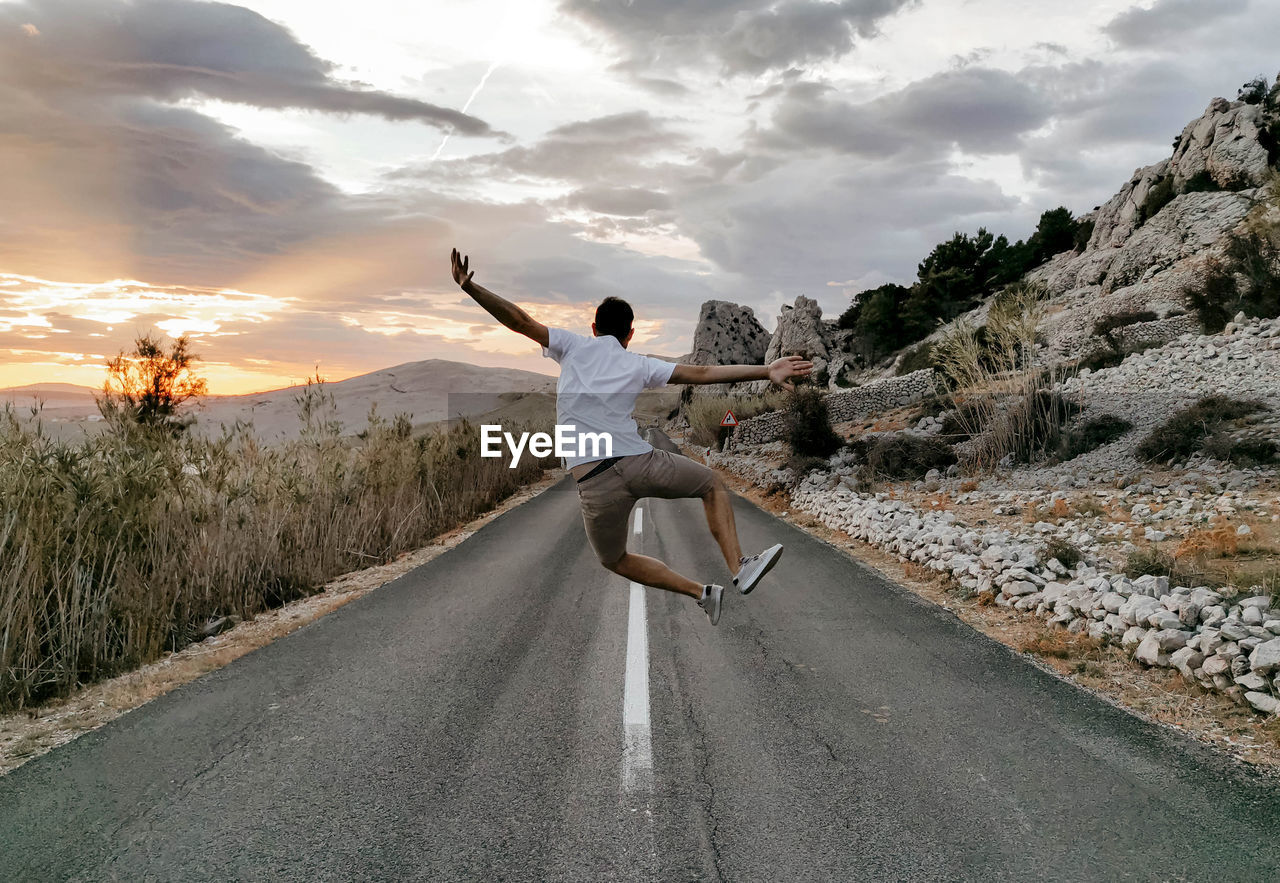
[2, 467, 1279, 881]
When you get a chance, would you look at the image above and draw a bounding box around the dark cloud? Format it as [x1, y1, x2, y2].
[391, 111, 688, 186]
[673, 154, 1025, 311]
[766, 67, 1050, 159]
[561, 0, 917, 77]
[0, 0, 505, 288]
[0, 93, 357, 287]
[0, 0, 498, 136]
[1103, 0, 1249, 49]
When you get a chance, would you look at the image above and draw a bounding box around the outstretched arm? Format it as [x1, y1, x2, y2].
[670, 355, 813, 391]
[450, 248, 549, 348]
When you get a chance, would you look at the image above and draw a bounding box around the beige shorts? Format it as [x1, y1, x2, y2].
[575, 448, 717, 565]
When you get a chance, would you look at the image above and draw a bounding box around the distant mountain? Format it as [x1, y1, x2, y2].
[187, 359, 558, 440]
[0, 382, 99, 397]
[0, 382, 101, 417]
[1, 360, 561, 440]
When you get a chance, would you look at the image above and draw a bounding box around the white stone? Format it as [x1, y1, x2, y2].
[1171, 647, 1205, 680]
[1249, 637, 1280, 673]
[1244, 692, 1280, 715]
[1134, 633, 1169, 667]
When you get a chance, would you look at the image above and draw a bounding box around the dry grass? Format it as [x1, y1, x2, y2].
[1019, 629, 1106, 661]
[1175, 517, 1243, 560]
[685, 390, 786, 448]
[932, 283, 1078, 470]
[923, 492, 953, 511]
[1072, 496, 1109, 519]
[0, 388, 549, 712]
[0, 473, 558, 776]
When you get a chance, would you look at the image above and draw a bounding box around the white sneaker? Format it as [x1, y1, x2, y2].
[733, 544, 783, 595]
[698, 584, 723, 626]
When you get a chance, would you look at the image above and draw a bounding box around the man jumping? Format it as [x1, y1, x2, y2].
[450, 248, 812, 625]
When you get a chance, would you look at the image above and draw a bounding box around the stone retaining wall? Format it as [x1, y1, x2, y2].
[727, 370, 935, 449]
[1052, 313, 1201, 362]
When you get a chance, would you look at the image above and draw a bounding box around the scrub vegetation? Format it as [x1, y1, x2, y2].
[685, 390, 785, 449]
[0, 336, 548, 711]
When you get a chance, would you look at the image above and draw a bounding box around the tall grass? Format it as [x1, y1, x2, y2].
[932, 283, 1077, 470]
[0, 388, 548, 711]
[685, 390, 786, 449]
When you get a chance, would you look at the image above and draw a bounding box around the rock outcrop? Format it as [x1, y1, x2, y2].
[684, 95, 1277, 384]
[1089, 99, 1272, 252]
[762, 296, 832, 381]
[1024, 95, 1277, 360]
[688, 300, 770, 366]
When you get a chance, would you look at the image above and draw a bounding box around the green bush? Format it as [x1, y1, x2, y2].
[912, 393, 949, 421]
[1073, 218, 1095, 252]
[1239, 76, 1269, 105]
[897, 341, 936, 376]
[1078, 347, 1127, 373]
[1057, 414, 1133, 461]
[1199, 433, 1279, 467]
[1185, 258, 1240, 333]
[1005, 390, 1080, 463]
[1135, 396, 1267, 463]
[852, 433, 956, 480]
[784, 386, 843, 459]
[1126, 547, 1179, 579]
[1187, 228, 1280, 331]
[937, 401, 986, 440]
[1044, 536, 1083, 569]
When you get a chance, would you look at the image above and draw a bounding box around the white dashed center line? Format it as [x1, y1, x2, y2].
[622, 504, 653, 794]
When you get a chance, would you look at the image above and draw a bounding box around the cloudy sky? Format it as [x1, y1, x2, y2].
[1, 0, 1277, 393]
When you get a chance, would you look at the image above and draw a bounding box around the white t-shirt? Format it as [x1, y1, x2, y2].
[542, 327, 676, 467]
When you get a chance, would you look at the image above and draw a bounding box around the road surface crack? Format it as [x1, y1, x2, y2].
[684, 696, 727, 883]
[748, 627, 845, 766]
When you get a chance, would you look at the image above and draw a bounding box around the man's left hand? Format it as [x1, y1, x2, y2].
[768, 355, 814, 391]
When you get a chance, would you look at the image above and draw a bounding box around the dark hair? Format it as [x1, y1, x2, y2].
[594, 296, 634, 343]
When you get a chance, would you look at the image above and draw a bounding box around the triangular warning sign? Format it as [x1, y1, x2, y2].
[720, 410, 738, 427]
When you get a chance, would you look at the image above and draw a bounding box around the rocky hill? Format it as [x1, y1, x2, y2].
[687, 90, 1279, 388]
[683, 82, 1280, 733]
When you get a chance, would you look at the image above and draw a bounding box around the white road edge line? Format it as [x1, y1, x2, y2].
[622, 507, 653, 794]
[633, 508, 643, 536]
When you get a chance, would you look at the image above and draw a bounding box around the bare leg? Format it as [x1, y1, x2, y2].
[701, 476, 743, 573]
[608, 552, 703, 599]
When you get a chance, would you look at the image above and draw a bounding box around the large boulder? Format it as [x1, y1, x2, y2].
[763, 296, 831, 381]
[688, 300, 770, 366]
